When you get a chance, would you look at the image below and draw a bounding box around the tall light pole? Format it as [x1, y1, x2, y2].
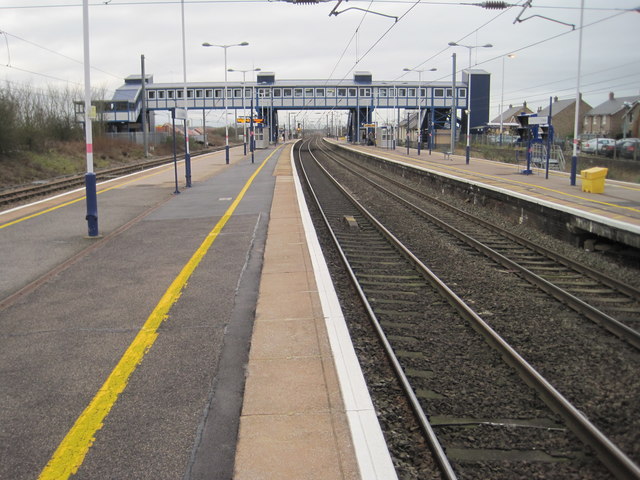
[499, 54, 516, 146]
[403, 67, 436, 155]
[228, 67, 260, 155]
[202, 41, 249, 164]
[448, 41, 493, 164]
[82, 0, 98, 237]
[451, 53, 457, 156]
[181, 0, 191, 186]
[570, 0, 585, 186]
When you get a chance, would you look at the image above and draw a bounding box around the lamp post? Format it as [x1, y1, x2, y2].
[448, 41, 493, 164]
[228, 67, 260, 155]
[403, 68, 437, 155]
[82, 0, 98, 237]
[499, 54, 516, 146]
[202, 41, 249, 164]
[570, 0, 585, 186]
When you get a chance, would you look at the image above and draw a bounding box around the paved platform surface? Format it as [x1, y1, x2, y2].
[234, 150, 360, 479]
[332, 141, 640, 230]
[234, 145, 397, 480]
[0, 143, 396, 479]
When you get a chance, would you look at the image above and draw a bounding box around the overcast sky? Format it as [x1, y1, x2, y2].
[1, 0, 639, 127]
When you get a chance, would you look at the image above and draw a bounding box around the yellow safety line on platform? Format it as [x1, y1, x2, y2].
[38, 147, 280, 480]
[372, 149, 640, 215]
[0, 167, 174, 230]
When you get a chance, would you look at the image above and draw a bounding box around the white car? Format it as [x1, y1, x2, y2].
[581, 138, 615, 154]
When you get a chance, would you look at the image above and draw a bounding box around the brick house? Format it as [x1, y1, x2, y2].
[489, 102, 533, 133]
[536, 95, 591, 139]
[582, 92, 640, 138]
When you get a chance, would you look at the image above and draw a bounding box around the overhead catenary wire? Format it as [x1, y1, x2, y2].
[1, 0, 637, 8]
[0, 29, 122, 80]
[0, 63, 84, 87]
[397, 0, 530, 85]
[408, 6, 635, 112]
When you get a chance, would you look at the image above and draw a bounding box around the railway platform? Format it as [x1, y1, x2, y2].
[327, 140, 640, 252]
[0, 143, 394, 479]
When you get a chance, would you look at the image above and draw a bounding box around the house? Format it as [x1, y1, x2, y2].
[582, 92, 640, 138]
[488, 102, 533, 134]
[536, 95, 591, 139]
[397, 112, 454, 148]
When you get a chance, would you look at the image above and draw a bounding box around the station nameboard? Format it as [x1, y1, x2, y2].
[528, 116, 549, 125]
[237, 117, 264, 123]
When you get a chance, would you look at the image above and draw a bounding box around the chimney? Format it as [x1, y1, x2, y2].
[609, 92, 615, 101]
[523, 101, 527, 109]
[537, 106, 542, 112]
[508, 104, 512, 109]
[554, 96, 558, 102]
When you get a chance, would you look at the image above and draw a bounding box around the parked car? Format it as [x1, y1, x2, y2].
[581, 138, 615, 154]
[488, 134, 519, 145]
[620, 138, 640, 159]
[601, 139, 628, 158]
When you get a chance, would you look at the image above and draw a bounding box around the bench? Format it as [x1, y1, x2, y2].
[443, 151, 452, 160]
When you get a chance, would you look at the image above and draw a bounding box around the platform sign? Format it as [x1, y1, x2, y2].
[174, 108, 188, 120]
[237, 117, 263, 124]
[363, 123, 376, 128]
[528, 116, 549, 125]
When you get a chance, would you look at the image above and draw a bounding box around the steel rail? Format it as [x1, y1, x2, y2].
[322, 141, 640, 301]
[296, 139, 458, 480]
[319, 142, 640, 350]
[308, 138, 640, 480]
[0, 146, 227, 207]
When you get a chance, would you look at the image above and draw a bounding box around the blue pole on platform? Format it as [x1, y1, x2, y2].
[523, 140, 533, 175]
[570, 0, 585, 186]
[250, 92, 255, 164]
[171, 109, 180, 194]
[429, 101, 435, 155]
[82, 0, 98, 237]
[180, 0, 192, 186]
[85, 172, 99, 237]
[184, 121, 192, 187]
[545, 97, 553, 180]
[406, 112, 410, 155]
[417, 107, 421, 155]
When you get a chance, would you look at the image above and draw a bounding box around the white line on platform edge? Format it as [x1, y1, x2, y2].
[291, 148, 399, 480]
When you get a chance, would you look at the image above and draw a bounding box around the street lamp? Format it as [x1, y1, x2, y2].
[448, 41, 493, 164]
[228, 67, 260, 155]
[499, 54, 516, 146]
[403, 67, 437, 155]
[202, 41, 249, 164]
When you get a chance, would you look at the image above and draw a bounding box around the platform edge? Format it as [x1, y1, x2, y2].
[291, 146, 399, 480]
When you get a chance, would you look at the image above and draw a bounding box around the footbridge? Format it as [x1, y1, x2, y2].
[76, 70, 490, 145]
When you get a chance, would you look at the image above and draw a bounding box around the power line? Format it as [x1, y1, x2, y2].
[3, 0, 637, 8]
[396, 0, 525, 81]
[338, 0, 423, 79]
[502, 61, 640, 98]
[0, 29, 122, 79]
[498, 80, 640, 110]
[0, 63, 84, 86]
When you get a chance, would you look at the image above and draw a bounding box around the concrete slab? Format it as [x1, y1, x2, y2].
[235, 413, 348, 480]
[234, 143, 396, 480]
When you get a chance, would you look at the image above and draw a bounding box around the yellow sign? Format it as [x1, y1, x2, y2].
[237, 117, 264, 124]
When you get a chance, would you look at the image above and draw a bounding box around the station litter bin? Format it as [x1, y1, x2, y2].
[581, 167, 608, 194]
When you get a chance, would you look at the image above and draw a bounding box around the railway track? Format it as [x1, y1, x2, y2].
[294, 138, 640, 479]
[0, 147, 225, 208]
[316, 140, 640, 350]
